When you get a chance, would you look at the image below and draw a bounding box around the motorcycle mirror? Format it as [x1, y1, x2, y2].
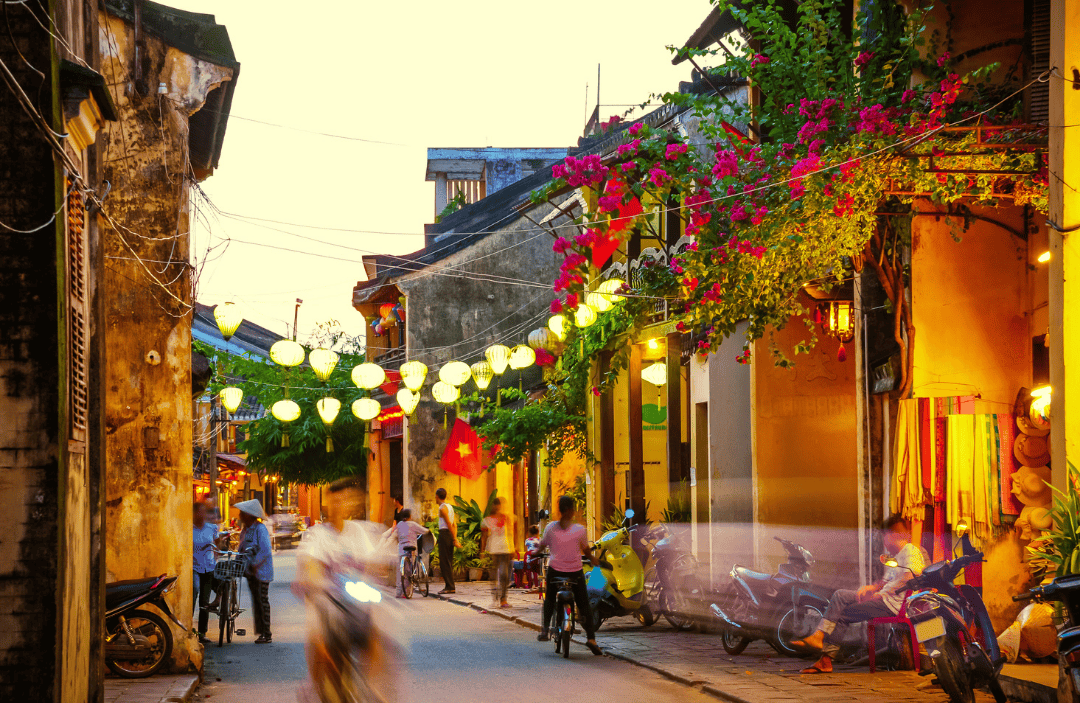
[625, 509, 635, 520]
[954, 518, 969, 537]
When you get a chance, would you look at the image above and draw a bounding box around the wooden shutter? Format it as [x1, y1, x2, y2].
[1029, 0, 1051, 123]
[66, 177, 88, 439]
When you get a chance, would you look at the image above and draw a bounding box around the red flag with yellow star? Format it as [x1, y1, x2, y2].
[441, 418, 483, 479]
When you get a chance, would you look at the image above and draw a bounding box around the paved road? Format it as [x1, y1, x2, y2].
[197, 551, 713, 703]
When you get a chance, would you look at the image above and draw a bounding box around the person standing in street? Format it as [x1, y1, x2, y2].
[236, 499, 274, 644]
[391, 495, 405, 526]
[435, 488, 461, 594]
[386, 509, 430, 598]
[192, 501, 220, 643]
[481, 497, 515, 609]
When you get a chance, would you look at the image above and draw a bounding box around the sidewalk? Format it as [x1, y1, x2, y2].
[104, 674, 199, 703]
[434, 581, 996, 703]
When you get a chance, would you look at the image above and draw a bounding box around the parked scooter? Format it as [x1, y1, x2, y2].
[646, 523, 704, 631]
[904, 552, 1007, 703]
[1012, 573, 1080, 702]
[709, 536, 834, 656]
[104, 575, 185, 678]
[583, 509, 655, 628]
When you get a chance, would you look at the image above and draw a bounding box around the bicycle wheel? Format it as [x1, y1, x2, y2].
[401, 556, 414, 599]
[417, 559, 430, 597]
[554, 603, 564, 654]
[217, 580, 230, 647]
[562, 603, 573, 659]
[226, 584, 237, 643]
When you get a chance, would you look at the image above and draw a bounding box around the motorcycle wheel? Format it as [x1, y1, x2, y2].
[721, 628, 752, 655]
[218, 580, 231, 647]
[105, 609, 173, 678]
[932, 637, 975, 703]
[633, 603, 657, 627]
[661, 586, 696, 631]
[772, 603, 825, 658]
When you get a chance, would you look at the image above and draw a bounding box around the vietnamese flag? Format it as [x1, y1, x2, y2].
[441, 419, 484, 480]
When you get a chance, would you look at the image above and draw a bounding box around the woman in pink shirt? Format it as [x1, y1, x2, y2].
[538, 495, 601, 655]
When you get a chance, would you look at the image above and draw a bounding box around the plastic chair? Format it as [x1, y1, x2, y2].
[867, 593, 919, 673]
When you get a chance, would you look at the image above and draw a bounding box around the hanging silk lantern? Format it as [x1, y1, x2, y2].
[271, 399, 301, 447]
[485, 344, 511, 375]
[379, 302, 396, 319]
[219, 387, 243, 414]
[213, 302, 243, 341]
[351, 397, 381, 450]
[351, 362, 386, 390]
[548, 314, 569, 342]
[574, 303, 598, 328]
[586, 291, 612, 313]
[598, 278, 626, 305]
[269, 340, 305, 367]
[471, 360, 494, 390]
[432, 381, 460, 429]
[397, 388, 421, 416]
[641, 361, 668, 386]
[528, 328, 555, 351]
[308, 348, 339, 382]
[392, 304, 405, 323]
[399, 361, 428, 391]
[439, 360, 471, 387]
[316, 397, 341, 452]
[509, 345, 536, 370]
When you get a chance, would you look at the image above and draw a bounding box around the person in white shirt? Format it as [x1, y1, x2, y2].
[384, 509, 430, 598]
[435, 488, 461, 594]
[791, 514, 927, 674]
[481, 498, 517, 609]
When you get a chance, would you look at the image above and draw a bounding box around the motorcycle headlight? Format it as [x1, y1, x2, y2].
[345, 580, 383, 604]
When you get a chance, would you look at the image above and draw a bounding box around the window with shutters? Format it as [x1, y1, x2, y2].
[1028, 0, 1050, 123]
[66, 176, 88, 439]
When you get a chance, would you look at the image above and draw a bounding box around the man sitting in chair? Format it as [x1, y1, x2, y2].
[792, 514, 927, 674]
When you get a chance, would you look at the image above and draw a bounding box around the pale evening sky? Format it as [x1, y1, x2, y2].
[175, 0, 711, 342]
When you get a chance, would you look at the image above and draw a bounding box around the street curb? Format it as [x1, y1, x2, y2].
[164, 674, 200, 703]
[434, 594, 752, 703]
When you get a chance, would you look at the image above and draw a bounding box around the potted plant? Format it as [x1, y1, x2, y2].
[469, 552, 491, 582]
[453, 540, 478, 582]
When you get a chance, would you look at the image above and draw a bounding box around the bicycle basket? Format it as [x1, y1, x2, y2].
[214, 556, 247, 580]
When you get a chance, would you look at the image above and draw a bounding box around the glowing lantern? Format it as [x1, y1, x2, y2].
[439, 361, 471, 387]
[574, 303, 597, 328]
[598, 278, 626, 304]
[825, 301, 855, 342]
[316, 397, 341, 452]
[399, 361, 428, 392]
[431, 382, 460, 405]
[397, 388, 421, 416]
[1030, 385, 1051, 425]
[641, 361, 668, 387]
[351, 397, 381, 421]
[213, 302, 243, 342]
[219, 387, 243, 414]
[308, 349, 339, 382]
[351, 363, 386, 390]
[270, 340, 306, 368]
[528, 328, 555, 351]
[509, 345, 536, 370]
[548, 314, 569, 342]
[643, 337, 666, 361]
[271, 399, 301, 447]
[586, 291, 612, 313]
[471, 361, 494, 390]
[485, 344, 510, 376]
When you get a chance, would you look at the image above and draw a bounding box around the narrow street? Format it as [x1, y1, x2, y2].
[196, 552, 717, 703]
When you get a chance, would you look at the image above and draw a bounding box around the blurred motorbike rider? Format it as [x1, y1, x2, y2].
[294, 477, 397, 702]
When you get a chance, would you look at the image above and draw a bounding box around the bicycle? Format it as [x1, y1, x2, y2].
[399, 540, 430, 599]
[551, 576, 577, 659]
[212, 550, 248, 646]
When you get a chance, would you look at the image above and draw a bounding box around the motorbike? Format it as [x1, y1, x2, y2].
[904, 552, 1006, 703]
[104, 574, 185, 678]
[1012, 572, 1080, 702]
[646, 523, 705, 631]
[583, 509, 655, 628]
[709, 536, 834, 657]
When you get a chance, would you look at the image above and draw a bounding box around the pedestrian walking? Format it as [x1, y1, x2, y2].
[192, 501, 221, 643]
[236, 499, 274, 644]
[435, 488, 461, 594]
[481, 497, 515, 608]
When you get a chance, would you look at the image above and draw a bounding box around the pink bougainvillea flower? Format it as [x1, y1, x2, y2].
[937, 51, 951, 68]
[854, 51, 874, 69]
[536, 349, 556, 367]
[901, 89, 916, 104]
[664, 143, 688, 160]
[565, 292, 579, 309]
[591, 386, 601, 397]
[628, 122, 643, 137]
[648, 166, 670, 187]
[552, 237, 572, 254]
[833, 193, 855, 218]
[550, 299, 563, 314]
[598, 195, 621, 213]
[750, 54, 770, 67]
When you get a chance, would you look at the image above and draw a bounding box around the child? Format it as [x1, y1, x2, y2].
[387, 509, 429, 598]
[513, 525, 542, 590]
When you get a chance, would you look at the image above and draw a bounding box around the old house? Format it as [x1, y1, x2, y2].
[0, 0, 116, 698]
[98, 0, 239, 672]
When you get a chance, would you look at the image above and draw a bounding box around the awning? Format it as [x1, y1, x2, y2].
[217, 452, 247, 469]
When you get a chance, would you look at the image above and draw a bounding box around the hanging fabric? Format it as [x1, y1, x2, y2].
[892, 400, 927, 522]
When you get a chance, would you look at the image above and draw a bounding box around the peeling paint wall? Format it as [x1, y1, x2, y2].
[99, 9, 234, 672]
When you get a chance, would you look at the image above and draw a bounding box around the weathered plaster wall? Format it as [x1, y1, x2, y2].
[753, 310, 860, 589]
[99, 10, 234, 671]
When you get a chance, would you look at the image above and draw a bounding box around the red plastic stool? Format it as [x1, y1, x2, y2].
[867, 595, 919, 673]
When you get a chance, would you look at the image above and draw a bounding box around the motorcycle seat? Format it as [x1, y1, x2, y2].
[733, 565, 772, 582]
[106, 577, 161, 609]
[402, 546, 416, 552]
